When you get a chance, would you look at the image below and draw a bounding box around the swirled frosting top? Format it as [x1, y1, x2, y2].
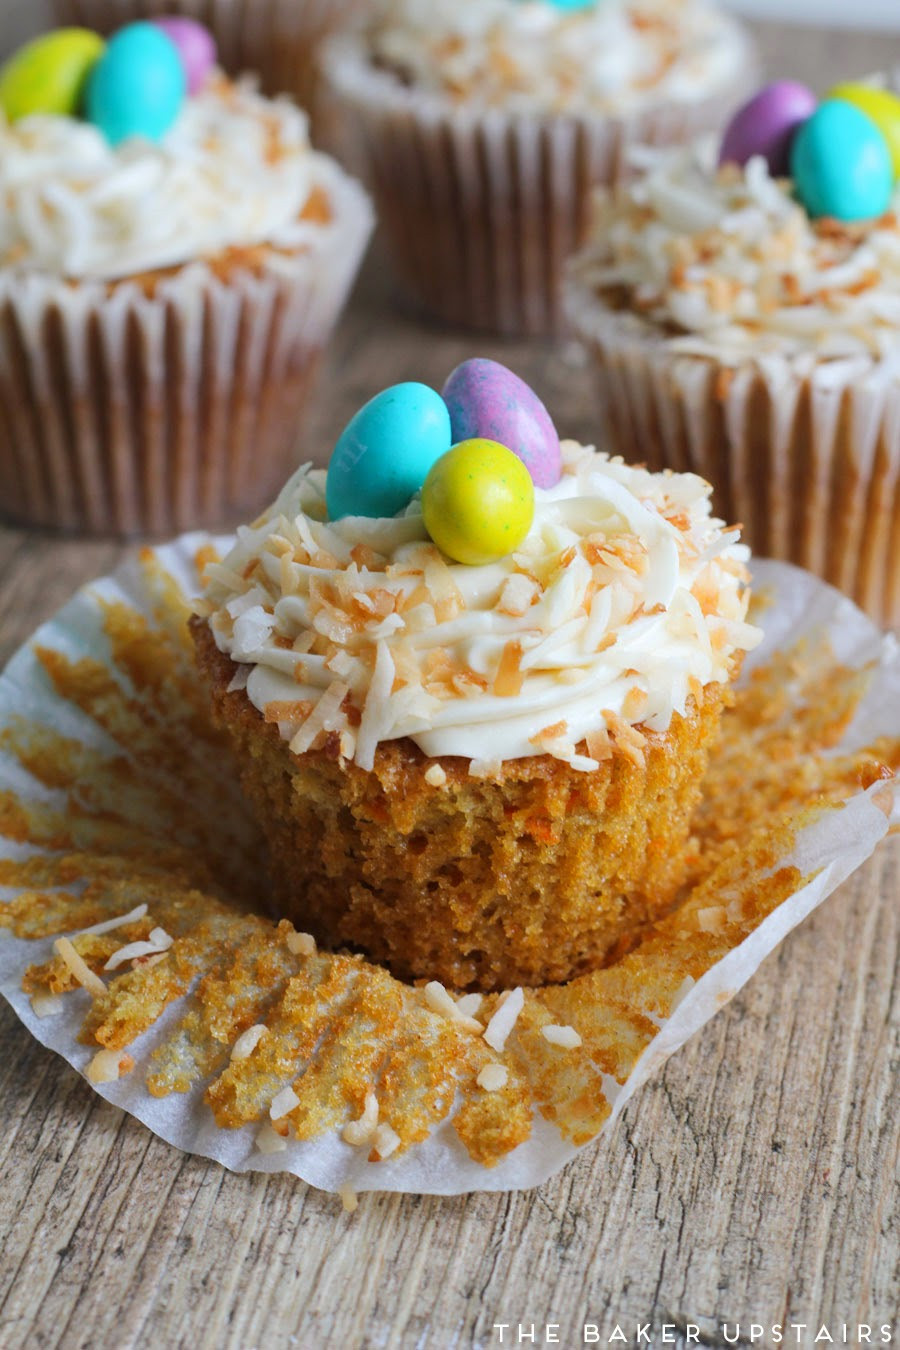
[199, 442, 761, 774]
[0, 77, 344, 281]
[363, 0, 750, 115]
[569, 135, 900, 364]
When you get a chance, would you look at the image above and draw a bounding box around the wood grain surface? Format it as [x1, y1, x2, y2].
[0, 21, 898, 1350]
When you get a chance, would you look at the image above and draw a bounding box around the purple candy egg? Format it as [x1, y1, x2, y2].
[441, 359, 562, 490]
[152, 17, 216, 95]
[719, 81, 818, 176]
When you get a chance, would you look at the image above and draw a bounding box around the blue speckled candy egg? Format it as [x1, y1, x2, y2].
[791, 99, 893, 222]
[441, 359, 562, 490]
[327, 382, 452, 520]
[85, 22, 186, 146]
[719, 81, 817, 176]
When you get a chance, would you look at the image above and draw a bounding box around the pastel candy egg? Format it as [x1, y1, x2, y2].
[441, 359, 562, 490]
[152, 18, 217, 95]
[719, 81, 817, 176]
[0, 29, 105, 123]
[830, 82, 900, 177]
[327, 383, 452, 520]
[85, 22, 186, 146]
[422, 439, 535, 567]
[791, 99, 893, 222]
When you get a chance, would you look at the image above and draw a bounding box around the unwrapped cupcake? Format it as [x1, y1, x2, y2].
[322, 0, 757, 336]
[0, 22, 373, 536]
[52, 0, 365, 122]
[566, 78, 900, 629]
[192, 359, 761, 990]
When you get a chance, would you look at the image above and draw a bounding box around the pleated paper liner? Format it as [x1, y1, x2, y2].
[321, 37, 760, 338]
[52, 0, 367, 125]
[0, 539, 898, 1197]
[0, 166, 373, 538]
[564, 289, 900, 631]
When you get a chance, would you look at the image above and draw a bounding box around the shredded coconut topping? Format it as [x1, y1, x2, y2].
[270, 1085, 300, 1121]
[541, 1023, 583, 1048]
[483, 988, 525, 1053]
[202, 443, 759, 771]
[342, 1092, 380, 1146]
[54, 937, 106, 999]
[477, 1063, 509, 1092]
[104, 926, 173, 971]
[570, 127, 900, 364]
[364, 0, 750, 115]
[231, 1024, 268, 1062]
[0, 77, 343, 280]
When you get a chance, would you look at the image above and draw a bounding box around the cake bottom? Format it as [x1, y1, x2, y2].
[193, 620, 730, 990]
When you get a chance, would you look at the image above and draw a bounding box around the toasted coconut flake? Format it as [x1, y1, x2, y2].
[494, 640, 525, 698]
[86, 1049, 133, 1085]
[603, 709, 648, 769]
[483, 988, 524, 1053]
[541, 1024, 583, 1049]
[53, 937, 106, 999]
[74, 903, 148, 938]
[477, 1063, 509, 1092]
[30, 992, 64, 1019]
[286, 928, 317, 957]
[104, 927, 173, 972]
[697, 905, 728, 933]
[497, 573, 538, 617]
[423, 981, 483, 1033]
[289, 679, 350, 756]
[255, 1122, 288, 1155]
[469, 758, 503, 779]
[371, 1123, 401, 1161]
[231, 1024, 268, 1062]
[342, 1092, 379, 1147]
[586, 727, 613, 762]
[339, 1184, 359, 1213]
[270, 1085, 300, 1121]
[424, 763, 447, 787]
[226, 667, 250, 694]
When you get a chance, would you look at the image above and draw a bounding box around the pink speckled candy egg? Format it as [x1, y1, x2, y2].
[152, 17, 216, 95]
[441, 359, 561, 489]
[719, 81, 817, 176]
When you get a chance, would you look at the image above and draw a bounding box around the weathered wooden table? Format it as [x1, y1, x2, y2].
[1, 22, 898, 1350]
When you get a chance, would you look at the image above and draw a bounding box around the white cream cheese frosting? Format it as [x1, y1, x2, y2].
[570, 135, 900, 364]
[365, 0, 751, 115]
[0, 77, 343, 281]
[199, 442, 761, 773]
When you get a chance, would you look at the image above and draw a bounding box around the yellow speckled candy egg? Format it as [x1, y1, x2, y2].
[830, 82, 900, 177]
[0, 29, 105, 122]
[422, 438, 535, 567]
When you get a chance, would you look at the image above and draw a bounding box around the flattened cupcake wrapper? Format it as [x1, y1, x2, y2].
[0, 539, 898, 1197]
[565, 289, 900, 630]
[322, 39, 759, 337]
[53, 0, 366, 111]
[0, 175, 373, 538]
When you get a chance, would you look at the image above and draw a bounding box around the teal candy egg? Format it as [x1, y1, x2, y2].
[791, 99, 893, 222]
[85, 22, 186, 146]
[327, 383, 452, 520]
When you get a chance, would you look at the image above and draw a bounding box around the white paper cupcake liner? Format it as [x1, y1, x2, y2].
[564, 287, 900, 631]
[0, 167, 373, 537]
[52, 0, 366, 115]
[321, 36, 760, 337]
[0, 540, 898, 1197]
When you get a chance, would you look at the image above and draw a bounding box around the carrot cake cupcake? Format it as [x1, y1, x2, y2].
[322, 0, 757, 335]
[565, 79, 900, 628]
[192, 360, 761, 990]
[0, 22, 372, 535]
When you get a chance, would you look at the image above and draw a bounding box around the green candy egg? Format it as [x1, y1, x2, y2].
[830, 82, 900, 178]
[0, 29, 105, 123]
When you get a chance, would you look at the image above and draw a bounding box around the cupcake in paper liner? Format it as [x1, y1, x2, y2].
[191, 365, 762, 991]
[321, 0, 758, 337]
[52, 0, 366, 121]
[564, 78, 900, 630]
[0, 42, 373, 537]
